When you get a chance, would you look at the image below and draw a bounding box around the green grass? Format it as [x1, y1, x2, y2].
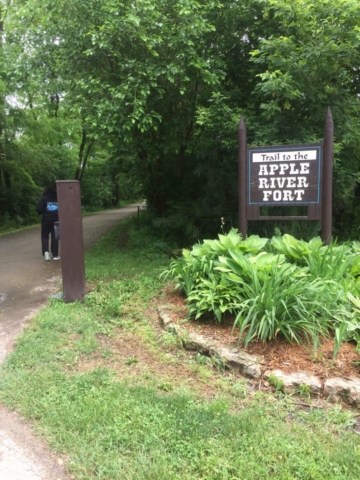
[0, 221, 41, 236]
[1, 218, 360, 479]
[2, 368, 359, 479]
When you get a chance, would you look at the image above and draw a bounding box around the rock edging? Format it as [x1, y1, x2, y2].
[158, 304, 360, 407]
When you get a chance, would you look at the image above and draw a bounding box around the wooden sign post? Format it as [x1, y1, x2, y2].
[238, 110, 334, 244]
[56, 180, 86, 302]
[322, 108, 334, 244]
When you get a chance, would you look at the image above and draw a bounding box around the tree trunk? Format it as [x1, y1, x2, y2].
[75, 129, 95, 181]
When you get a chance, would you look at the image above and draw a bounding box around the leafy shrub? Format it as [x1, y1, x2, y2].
[186, 270, 242, 322]
[231, 264, 341, 346]
[161, 229, 360, 355]
[271, 234, 359, 290]
[161, 231, 269, 294]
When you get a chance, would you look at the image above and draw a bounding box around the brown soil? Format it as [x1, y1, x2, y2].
[72, 310, 232, 400]
[160, 286, 360, 382]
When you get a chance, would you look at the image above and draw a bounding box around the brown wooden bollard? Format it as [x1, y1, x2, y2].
[56, 180, 86, 302]
[238, 117, 247, 239]
[321, 108, 334, 245]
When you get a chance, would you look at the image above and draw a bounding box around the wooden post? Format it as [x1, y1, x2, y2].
[238, 117, 247, 239]
[56, 180, 86, 302]
[321, 108, 334, 245]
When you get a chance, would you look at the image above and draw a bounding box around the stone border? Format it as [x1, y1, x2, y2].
[158, 304, 360, 408]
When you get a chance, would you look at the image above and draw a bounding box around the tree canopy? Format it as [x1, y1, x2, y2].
[1, 0, 360, 240]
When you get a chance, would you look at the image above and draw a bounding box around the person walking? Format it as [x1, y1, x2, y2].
[36, 184, 60, 261]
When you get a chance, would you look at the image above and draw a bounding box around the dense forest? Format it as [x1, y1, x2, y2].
[1, 0, 360, 242]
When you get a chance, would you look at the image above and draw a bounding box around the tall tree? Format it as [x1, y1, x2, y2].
[0, 1, 11, 197]
[248, 0, 360, 236]
[3, 0, 360, 239]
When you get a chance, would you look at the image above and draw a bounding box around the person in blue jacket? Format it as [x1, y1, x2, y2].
[36, 184, 60, 261]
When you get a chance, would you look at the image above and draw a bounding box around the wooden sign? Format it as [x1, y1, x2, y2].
[238, 109, 334, 244]
[248, 144, 322, 205]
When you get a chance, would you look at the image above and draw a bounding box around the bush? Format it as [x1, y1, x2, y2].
[162, 229, 360, 355]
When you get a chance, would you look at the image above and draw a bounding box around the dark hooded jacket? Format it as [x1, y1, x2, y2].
[36, 190, 59, 223]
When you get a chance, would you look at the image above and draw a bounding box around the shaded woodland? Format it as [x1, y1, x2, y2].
[1, 0, 360, 241]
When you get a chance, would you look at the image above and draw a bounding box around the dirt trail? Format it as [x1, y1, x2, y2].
[0, 204, 142, 480]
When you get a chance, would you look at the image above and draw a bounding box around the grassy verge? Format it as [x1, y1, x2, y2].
[1, 218, 360, 480]
[0, 221, 40, 237]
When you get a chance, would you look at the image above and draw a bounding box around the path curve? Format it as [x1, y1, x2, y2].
[0, 203, 142, 480]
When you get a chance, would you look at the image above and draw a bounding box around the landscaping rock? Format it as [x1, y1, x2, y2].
[214, 347, 264, 379]
[165, 323, 183, 336]
[157, 305, 175, 327]
[158, 305, 360, 406]
[264, 369, 322, 396]
[184, 332, 218, 354]
[158, 305, 264, 379]
[324, 377, 360, 407]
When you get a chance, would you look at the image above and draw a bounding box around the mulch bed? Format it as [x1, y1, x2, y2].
[161, 287, 360, 381]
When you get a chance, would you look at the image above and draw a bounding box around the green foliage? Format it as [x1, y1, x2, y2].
[271, 234, 360, 291]
[86, 281, 129, 318]
[194, 230, 269, 258]
[2, 0, 360, 239]
[187, 270, 241, 322]
[232, 265, 338, 346]
[217, 250, 297, 282]
[271, 234, 324, 262]
[297, 384, 311, 397]
[162, 229, 360, 354]
[268, 374, 285, 393]
[2, 364, 360, 479]
[125, 356, 139, 366]
[80, 173, 115, 211]
[343, 293, 360, 349]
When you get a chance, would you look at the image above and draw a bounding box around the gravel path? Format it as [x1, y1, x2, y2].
[0, 204, 142, 479]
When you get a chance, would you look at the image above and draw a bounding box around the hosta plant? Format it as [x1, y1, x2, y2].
[161, 229, 269, 296]
[271, 234, 360, 290]
[191, 229, 268, 259]
[186, 272, 241, 322]
[161, 229, 360, 355]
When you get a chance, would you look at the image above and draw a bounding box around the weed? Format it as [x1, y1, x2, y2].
[195, 353, 208, 365]
[268, 374, 285, 392]
[101, 349, 113, 359]
[211, 355, 228, 372]
[189, 363, 213, 381]
[232, 380, 248, 399]
[296, 384, 311, 398]
[158, 381, 173, 392]
[125, 356, 139, 366]
[161, 331, 183, 349]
